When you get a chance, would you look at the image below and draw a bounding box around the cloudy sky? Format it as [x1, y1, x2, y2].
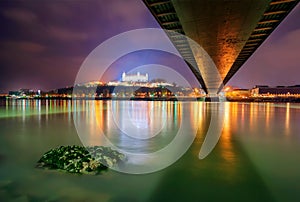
[0, 0, 299, 92]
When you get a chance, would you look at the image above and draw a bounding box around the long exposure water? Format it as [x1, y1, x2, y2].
[0, 99, 300, 201]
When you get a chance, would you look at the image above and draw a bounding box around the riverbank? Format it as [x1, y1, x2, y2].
[2, 96, 202, 101]
[226, 96, 300, 103]
[2, 96, 300, 102]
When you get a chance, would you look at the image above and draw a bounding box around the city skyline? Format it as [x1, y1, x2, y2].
[5, 69, 195, 93]
[0, 0, 299, 93]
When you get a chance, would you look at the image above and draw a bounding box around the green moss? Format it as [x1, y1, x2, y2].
[36, 145, 125, 174]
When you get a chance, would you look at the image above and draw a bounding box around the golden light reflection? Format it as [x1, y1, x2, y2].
[285, 103, 290, 135]
[85, 100, 110, 146]
[218, 102, 237, 178]
[241, 103, 245, 129]
[265, 102, 270, 129]
[177, 101, 182, 117]
[175, 102, 182, 128]
[197, 102, 203, 130]
[190, 102, 199, 129]
[249, 102, 255, 131]
[231, 102, 239, 125]
[95, 101, 104, 132]
[167, 101, 171, 116]
[220, 102, 238, 166]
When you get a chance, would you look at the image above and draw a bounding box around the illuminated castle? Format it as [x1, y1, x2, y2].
[121, 72, 148, 82]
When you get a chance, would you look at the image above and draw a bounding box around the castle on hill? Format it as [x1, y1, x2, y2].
[121, 72, 148, 83]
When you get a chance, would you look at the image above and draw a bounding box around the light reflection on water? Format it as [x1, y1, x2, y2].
[285, 103, 290, 135]
[0, 100, 300, 201]
[74, 101, 184, 153]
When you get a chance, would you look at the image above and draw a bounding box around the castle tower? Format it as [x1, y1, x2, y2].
[122, 72, 126, 82]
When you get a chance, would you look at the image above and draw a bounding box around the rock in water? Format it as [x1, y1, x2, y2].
[36, 145, 125, 174]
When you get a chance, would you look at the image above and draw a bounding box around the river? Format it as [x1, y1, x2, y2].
[0, 99, 300, 201]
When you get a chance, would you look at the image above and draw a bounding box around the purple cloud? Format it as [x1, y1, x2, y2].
[47, 26, 89, 41]
[2, 8, 37, 24]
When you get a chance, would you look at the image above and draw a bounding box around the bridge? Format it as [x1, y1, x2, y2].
[143, 0, 299, 95]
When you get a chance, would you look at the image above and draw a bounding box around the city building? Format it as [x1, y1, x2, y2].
[121, 72, 148, 82]
[226, 89, 250, 99]
[251, 85, 300, 96]
[9, 89, 34, 97]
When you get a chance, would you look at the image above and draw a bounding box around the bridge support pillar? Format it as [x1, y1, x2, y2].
[205, 94, 220, 102]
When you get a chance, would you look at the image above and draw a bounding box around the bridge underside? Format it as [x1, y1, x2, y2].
[143, 0, 299, 94]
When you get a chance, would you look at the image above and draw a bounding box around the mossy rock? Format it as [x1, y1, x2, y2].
[36, 145, 125, 174]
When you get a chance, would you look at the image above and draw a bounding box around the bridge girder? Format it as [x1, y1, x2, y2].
[143, 0, 299, 94]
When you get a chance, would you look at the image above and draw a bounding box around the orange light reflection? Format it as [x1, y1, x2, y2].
[285, 103, 290, 135]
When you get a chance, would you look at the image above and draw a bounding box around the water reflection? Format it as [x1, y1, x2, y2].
[0, 99, 72, 118]
[265, 102, 271, 131]
[1, 100, 300, 200]
[1, 100, 298, 155]
[73, 100, 201, 173]
[76, 101, 183, 152]
[113, 101, 166, 139]
[75, 100, 299, 167]
[220, 102, 235, 164]
[285, 103, 290, 134]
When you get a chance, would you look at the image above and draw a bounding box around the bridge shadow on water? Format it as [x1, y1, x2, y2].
[146, 129, 275, 202]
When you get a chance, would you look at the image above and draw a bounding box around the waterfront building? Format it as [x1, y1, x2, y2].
[251, 85, 300, 96]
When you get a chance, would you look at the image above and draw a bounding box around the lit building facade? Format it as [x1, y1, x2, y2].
[251, 85, 300, 96]
[121, 72, 148, 82]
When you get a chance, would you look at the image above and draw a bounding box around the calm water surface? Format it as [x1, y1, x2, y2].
[0, 99, 300, 201]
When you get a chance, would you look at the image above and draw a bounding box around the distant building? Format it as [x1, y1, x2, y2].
[227, 89, 250, 97]
[9, 91, 21, 96]
[8, 88, 36, 98]
[121, 72, 148, 82]
[9, 89, 33, 96]
[251, 85, 300, 96]
[20, 89, 30, 95]
[84, 81, 104, 87]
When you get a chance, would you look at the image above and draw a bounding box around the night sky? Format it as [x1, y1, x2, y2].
[0, 0, 299, 93]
